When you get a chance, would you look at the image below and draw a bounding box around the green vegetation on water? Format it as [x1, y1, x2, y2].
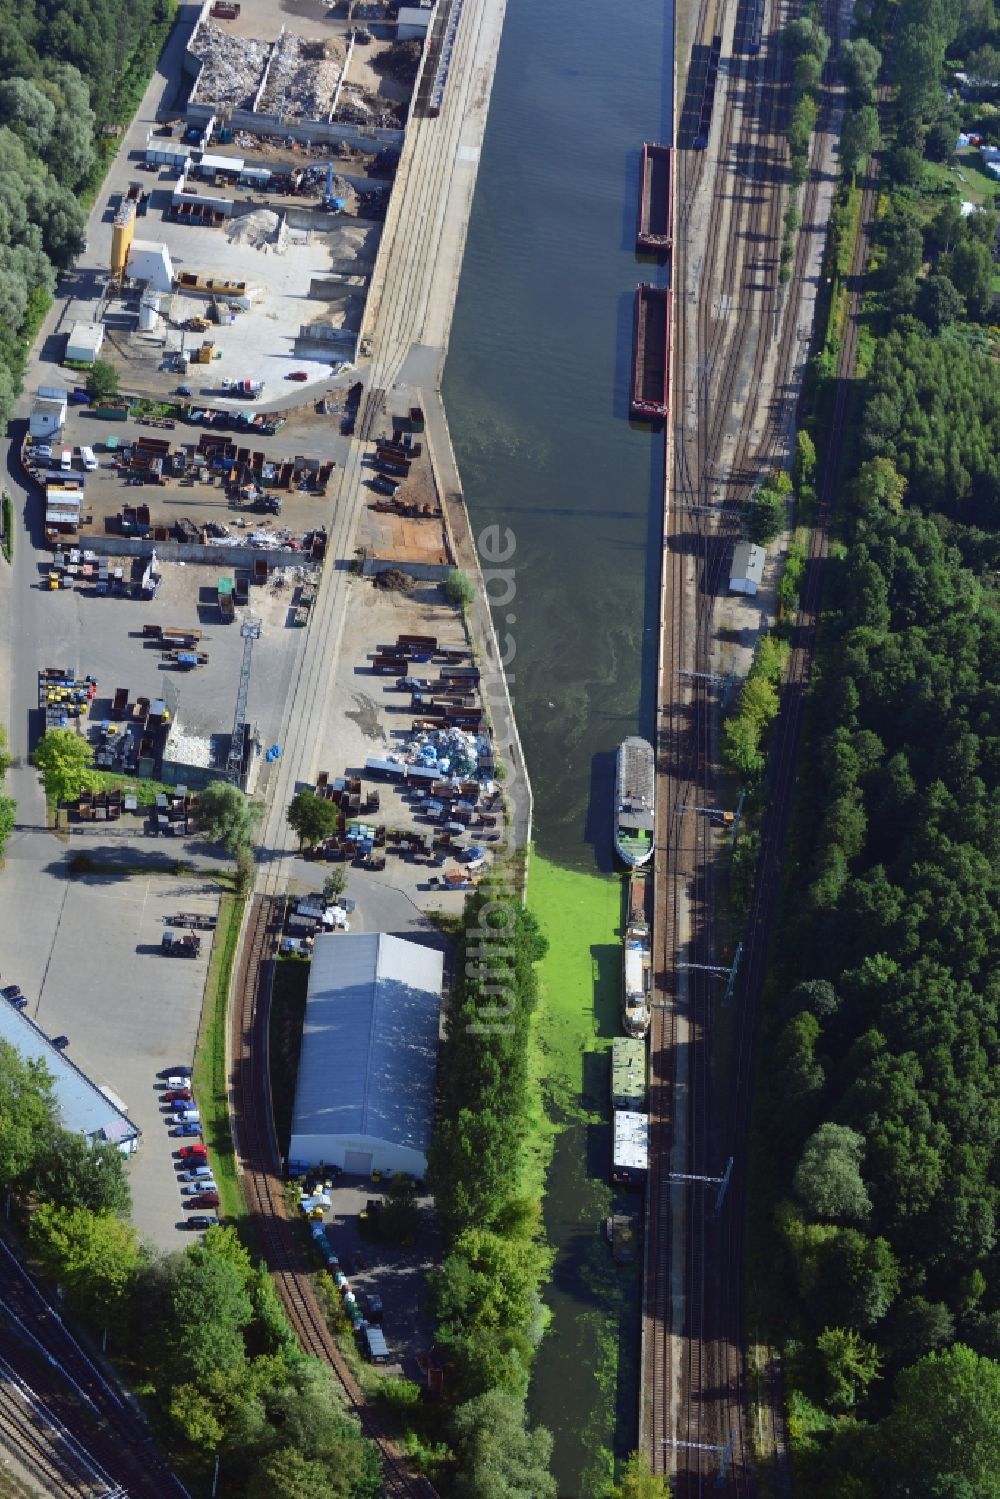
[526, 855, 646, 1496]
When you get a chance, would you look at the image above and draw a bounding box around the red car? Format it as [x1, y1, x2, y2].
[285, 370, 309, 381]
[178, 1145, 207, 1161]
[189, 1192, 220, 1209]
[163, 1088, 193, 1103]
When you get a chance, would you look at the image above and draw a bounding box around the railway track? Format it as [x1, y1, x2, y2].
[229, 895, 437, 1499]
[645, 0, 851, 1488]
[0, 1356, 123, 1499]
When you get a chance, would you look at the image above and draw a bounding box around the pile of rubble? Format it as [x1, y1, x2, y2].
[226, 207, 289, 251]
[191, 20, 269, 108]
[259, 32, 346, 120]
[335, 83, 401, 129]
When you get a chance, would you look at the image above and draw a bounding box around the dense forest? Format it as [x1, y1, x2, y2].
[754, 0, 1000, 1489]
[0, 0, 173, 425]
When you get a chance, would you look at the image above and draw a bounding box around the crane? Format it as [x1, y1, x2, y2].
[226, 614, 261, 784]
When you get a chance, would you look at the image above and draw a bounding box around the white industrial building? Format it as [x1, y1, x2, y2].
[729, 540, 766, 597]
[65, 321, 105, 365]
[0, 1003, 140, 1155]
[289, 933, 443, 1178]
[128, 239, 175, 293]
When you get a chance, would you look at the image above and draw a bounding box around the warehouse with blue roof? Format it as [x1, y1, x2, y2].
[0, 1003, 140, 1155]
[289, 932, 443, 1178]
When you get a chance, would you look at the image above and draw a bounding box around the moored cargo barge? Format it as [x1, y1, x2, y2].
[636, 142, 672, 253]
[630, 284, 671, 423]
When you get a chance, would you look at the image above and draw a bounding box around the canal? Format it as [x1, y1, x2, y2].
[443, 0, 673, 1490]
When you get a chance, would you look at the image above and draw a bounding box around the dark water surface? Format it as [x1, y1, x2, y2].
[444, 0, 673, 874]
[443, 0, 672, 1490]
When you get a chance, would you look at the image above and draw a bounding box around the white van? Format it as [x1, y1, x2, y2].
[80, 445, 97, 471]
[60, 448, 72, 471]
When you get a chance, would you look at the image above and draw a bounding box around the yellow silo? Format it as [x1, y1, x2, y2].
[111, 200, 136, 278]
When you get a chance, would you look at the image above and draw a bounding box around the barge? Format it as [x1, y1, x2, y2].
[630, 284, 672, 422]
[636, 142, 672, 253]
[615, 736, 655, 867]
[622, 913, 652, 1038]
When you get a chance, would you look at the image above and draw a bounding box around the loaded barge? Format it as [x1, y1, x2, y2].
[622, 875, 652, 1038]
[636, 142, 672, 253]
[630, 284, 672, 423]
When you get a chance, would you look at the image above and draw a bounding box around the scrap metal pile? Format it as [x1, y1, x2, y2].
[191, 20, 269, 108]
[258, 33, 347, 119]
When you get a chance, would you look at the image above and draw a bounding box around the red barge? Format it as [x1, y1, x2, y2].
[630, 283, 671, 423]
[636, 142, 672, 253]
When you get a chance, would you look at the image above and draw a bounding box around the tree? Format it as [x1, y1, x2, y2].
[855, 457, 906, 515]
[947, 239, 994, 321]
[0, 77, 55, 153]
[450, 1389, 557, 1499]
[41, 64, 95, 190]
[32, 728, 97, 804]
[0, 1040, 55, 1189]
[966, 43, 1000, 87]
[29, 1132, 130, 1215]
[445, 568, 476, 608]
[841, 106, 880, 179]
[196, 781, 262, 853]
[916, 274, 963, 333]
[817, 1326, 881, 1410]
[794, 1123, 871, 1221]
[286, 789, 338, 849]
[881, 1345, 1000, 1490]
[322, 867, 348, 902]
[840, 38, 881, 100]
[157, 1246, 254, 1386]
[85, 358, 118, 402]
[895, 22, 947, 125]
[747, 485, 785, 545]
[28, 1205, 144, 1328]
[609, 1451, 671, 1497]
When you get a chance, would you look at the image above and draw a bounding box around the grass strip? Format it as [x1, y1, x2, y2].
[194, 893, 247, 1226]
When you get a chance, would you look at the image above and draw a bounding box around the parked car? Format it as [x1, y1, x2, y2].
[363, 1293, 383, 1324]
[1, 984, 23, 1001]
[178, 1144, 208, 1161]
[189, 1192, 220, 1209]
[174, 1109, 200, 1124]
[69, 389, 91, 404]
[162, 1074, 191, 1089]
[285, 370, 309, 381]
[188, 1215, 219, 1231]
[51, 1036, 69, 1050]
[175, 385, 193, 397]
[172, 1122, 202, 1137]
[180, 1165, 213, 1181]
[163, 1089, 192, 1103]
[181, 1181, 217, 1195]
[170, 1097, 195, 1112]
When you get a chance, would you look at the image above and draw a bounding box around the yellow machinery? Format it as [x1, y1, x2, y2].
[192, 340, 215, 365]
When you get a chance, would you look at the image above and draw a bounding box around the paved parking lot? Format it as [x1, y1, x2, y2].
[27, 557, 310, 767]
[0, 829, 221, 1249]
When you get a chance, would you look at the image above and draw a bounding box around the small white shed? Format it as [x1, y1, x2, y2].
[66, 322, 105, 365]
[30, 396, 67, 439]
[398, 3, 434, 38]
[729, 541, 766, 597]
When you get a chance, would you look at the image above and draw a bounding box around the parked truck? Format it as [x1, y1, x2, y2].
[162, 931, 202, 956]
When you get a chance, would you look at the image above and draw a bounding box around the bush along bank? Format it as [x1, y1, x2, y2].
[427, 885, 558, 1498]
